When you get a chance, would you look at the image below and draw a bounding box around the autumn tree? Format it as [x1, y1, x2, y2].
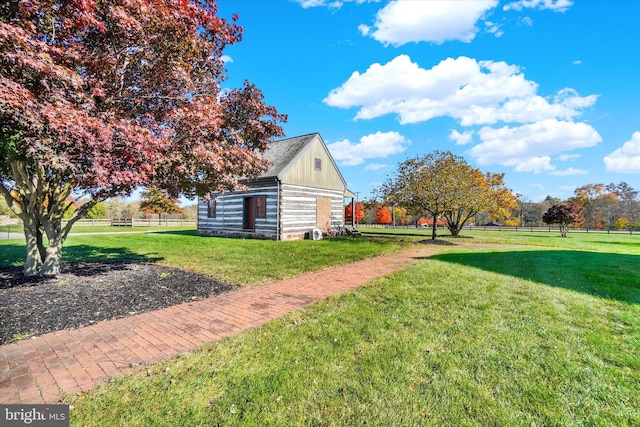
[359, 198, 379, 224]
[392, 206, 407, 225]
[379, 151, 516, 240]
[139, 188, 183, 223]
[443, 171, 517, 236]
[543, 203, 585, 237]
[519, 199, 550, 226]
[375, 206, 392, 224]
[344, 202, 364, 224]
[103, 198, 141, 220]
[379, 151, 454, 240]
[606, 181, 639, 225]
[0, 1, 286, 276]
[570, 183, 606, 206]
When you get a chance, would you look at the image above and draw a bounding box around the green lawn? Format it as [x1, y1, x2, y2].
[361, 226, 640, 254]
[0, 230, 402, 285]
[65, 231, 639, 426]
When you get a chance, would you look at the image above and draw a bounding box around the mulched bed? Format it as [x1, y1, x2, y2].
[0, 262, 235, 345]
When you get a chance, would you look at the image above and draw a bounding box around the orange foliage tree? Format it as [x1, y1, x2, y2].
[379, 151, 517, 239]
[345, 202, 364, 223]
[375, 206, 392, 224]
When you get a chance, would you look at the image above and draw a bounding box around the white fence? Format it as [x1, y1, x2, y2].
[63, 218, 197, 227]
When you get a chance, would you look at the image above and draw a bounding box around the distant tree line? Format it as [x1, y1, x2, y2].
[517, 182, 639, 229]
[343, 148, 639, 236]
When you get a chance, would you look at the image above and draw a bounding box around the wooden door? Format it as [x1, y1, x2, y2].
[243, 197, 255, 230]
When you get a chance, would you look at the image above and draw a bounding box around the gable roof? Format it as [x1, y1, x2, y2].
[244, 132, 351, 194]
[259, 133, 317, 178]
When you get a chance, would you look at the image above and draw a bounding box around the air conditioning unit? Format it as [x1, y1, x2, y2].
[311, 228, 323, 240]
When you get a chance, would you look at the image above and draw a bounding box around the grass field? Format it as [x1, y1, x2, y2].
[0, 230, 403, 285]
[2, 228, 638, 425]
[43, 229, 637, 426]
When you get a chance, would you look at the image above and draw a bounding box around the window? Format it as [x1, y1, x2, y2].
[207, 197, 217, 218]
[314, 158, 322, 171]
[256, 196, 267, 218]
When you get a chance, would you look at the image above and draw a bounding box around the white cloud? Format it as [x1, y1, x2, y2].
[324, 55, 597, 126]
[221, 55, 233, 63]
[484, 21, 504, 37]
[520, 16, 533, 26]
[327, 131, 410, 166]
[294, 0, 380, 9]
[363, 163, 390, 171]
[573, 59, 582, 65]
[558, 153, 580, 161]
[449, 129, 474, 145]
[549, 168, 588, 176]
[604, 131, 640, 173]
[469, 119, 602, 170]
[361, 0, 498, 46]
[507, 156, 555, 173]
[503, 0, 573, 12]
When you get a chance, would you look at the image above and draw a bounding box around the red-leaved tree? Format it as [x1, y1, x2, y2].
[542, 202, 585, 237]
[0, 1, 286, 276]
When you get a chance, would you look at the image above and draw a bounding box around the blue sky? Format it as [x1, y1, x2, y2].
[216, 0, 640, 203]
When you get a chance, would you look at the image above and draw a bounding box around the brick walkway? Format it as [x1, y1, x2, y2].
[0, 244, 437, 404]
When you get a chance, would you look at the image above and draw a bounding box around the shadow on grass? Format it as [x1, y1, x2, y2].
[591, 240, 640, 247]
[363, 230, 451, 239]
[0, 243, 161, 269]
[431, 250, 640, 304]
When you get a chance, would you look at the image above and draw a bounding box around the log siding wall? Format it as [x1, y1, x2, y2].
[198, 185, 279, 240]
[198, 183, 345, 240]
[279, 184, 344, 240]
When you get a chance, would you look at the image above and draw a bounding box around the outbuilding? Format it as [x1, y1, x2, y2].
[197, 133, 354, 240]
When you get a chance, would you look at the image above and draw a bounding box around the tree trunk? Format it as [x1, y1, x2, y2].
[39, 238, 64, 276]
[431, 218, 437, 240]
[23, 225, 44, 277]
[22, 216, 68, 276]
[560, 224, 568, 237]
[447, 219, 461, 236]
